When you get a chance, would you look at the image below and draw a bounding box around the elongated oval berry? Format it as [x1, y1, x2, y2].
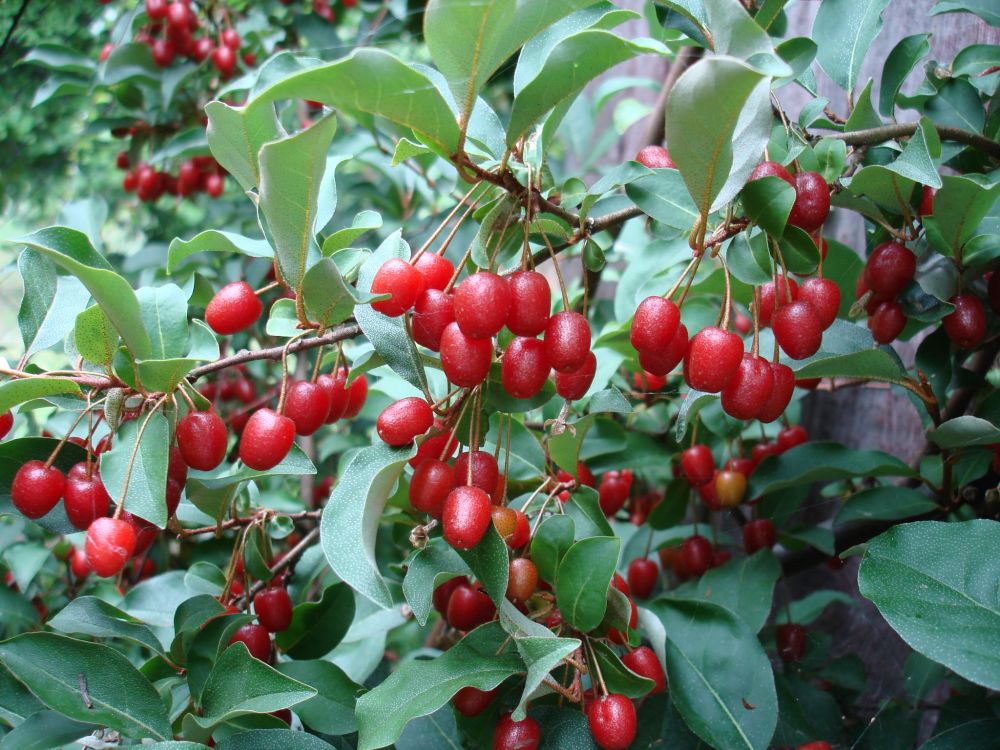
[442, 486, 492, 549]
[587, 694, 637, 750]
[743, 518, 776, 554]
[411, 290, 455, 351]
[943, 293, 986, 349]
[868, 301, 906, 344]
[683, 326, 743, 393]
[635, 145, 675, 169]
[721, 354, 774, 420]
[205, 281, 263, 336]
[778, 424, 809, 452]
[454, 450, 499, 498]
[409, 459, 455, 517]
[454, 686, 497, 718]
[680, 445, 714, 486]
[788, 171, 830, 233]
[440, 322, 493, 387]
[410, 420, 457, 467]
[254, 586, 293, 633]
[493, 712, 540, 750]
[454, 271, 511, 339]
[639, 322, 688, 376]
[413, 252, 454, 291]
[715, 470, 746, 507]
[64, 464, 111, 530]
[433, 576, 465, 614]
[773, 301, 823, 359]
[506, 558, 538, 603]
[757, 362, 795, 423]
[376, 397, 434, 446]
[797, 277, 840, 330]
[749, 160, 794, 186]
[630, 296, 680, 354]
[777, 623, 807, 662]
[70, 548, 92, 580]
[598, 471, 630, 516]
[239, 408, 295, 470]
[501, 337, 550, 399]
[622, 646, 666, 694]
[865, 242, 916, 299]
[343, 374, 368, 418]
[0, 411, 12, 439]
[85, 517, 137, 577]
[506, 270, 551, 336]
[680, 534, 713, 578]
[919, 185, 936, 217]
[370, 258, 424, 317]
[11, 460, 65, 519]
[317, 369, 349, 423]
[283, 380, 333, 437]
[554, 351, 597, 401]
[176, 410, 228, 469]
[758, 276, 799, 328]
[627, 558, 658, 599]
[446, 582, 495, 629]
[229, 622, 272, 662]
[545, 311, 591, 374]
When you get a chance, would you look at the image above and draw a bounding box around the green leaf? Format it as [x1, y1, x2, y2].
[564, 486, 615, 539]
[0, 710, 100, 750]
[456, 524, 510, 607]
[929, 0, 1000, 26]
[835, 486, 939, 527]
[0, 633, 172, 740]
[879, 34, 932, 115]
[589, 639, 655, 698]
[749, 441, 914, 497]
[320, 441, 417, 609]
[671, 551, 781, 632]
[48, 596, 164, 655]
[814, 139, 848, 184]
[275, 660, 359, 735]
[774, 590, 855, 625]
[511, 636, 581, 720]
[15, 227, 151, 359]
[555, 536, 620, 631]
[355, 623, 523, 750]
[916, 719, 1000, 750]
[0, 378, 81, 416]
[74, 305, 118, 368]
[185, 613, 253, 704]
[741, 175, 796, 238]
[216, 730, 336, 750]
[665, 56, 770, 217]
[813, 0, 892, 94]
[321, 211, 383, 256]
[507, 31, 668, 145]
[922, 176, 1000, 257]
[194, 643, 316, 728]
[205, 100, 281, 192]
[772, 674, 844, 748]
[166, 230, 273, 274]
[858, 519, 1000, 690]
[884, 118, 942, 188]
[17, 250, 90, 361]
[192, 444, 316, 490]
[137, 284, 190, 359]
[402, 541, 472, 626]
[302, 258, 380, 329]
[645, 598, 778, 750]
[766, 320, 907, 382]
[354, 232, 428, 392]
[100, 412, 170, 528]
[530, 515, 576, 585]
[929, 416, 1000, 449]
[274, 583, 355, 659]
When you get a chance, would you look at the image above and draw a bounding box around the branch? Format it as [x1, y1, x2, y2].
[826, 122, 1000, 161]
[0, 0, 30, 61]
[238, 526, 320, 606]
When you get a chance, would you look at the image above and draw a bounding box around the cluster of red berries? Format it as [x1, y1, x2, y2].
[120, 153, 227, 203]
[227, 583, 294, 663]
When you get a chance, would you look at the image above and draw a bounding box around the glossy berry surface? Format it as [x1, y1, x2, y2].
[505, 270, 551, 336]
[680, 444, 714, 486]
[554, 351, 597, 401]
[777, 424, 809, 452]
[721, 353, 774, 420]
[506, 558, 539, 603]
[343, 374, 368, 419]
[283, 380, 333, 437]
[743, 518, 776, 554]
[454, 271, 511, 339]
[683, 326, 743, 393]
[229, 623, 272, 662]
[630, 296, 680, 354]
[205, 281, 262, 335]
[176, 410, 228, 470]
[0, 411, 12, 439]
[681, 535, 714, 578]
[639, 322, 688, 376]
[64, 465, 111, 530]
[442, 486, 492, 549]
[621, 646, 666, 694]
[70, 548, 92, 580]
[413, 252, 455, 291]
[411, 289, 455, 351]
[318, 370, 349, 423]
[409, 459, 455, 517]
[376, 397, 433, 446]
[749, 160, 794, 185]
[85, 517, 137, 577]
[942, 293, 986, 349]
[777, 623, 808, 662]
[598, 471, 630, 516]
[868, 301, 907, 344]
[865, 242, 916, 299]
[254, 586, 293, 633]
[635, 145, 675, 169]
[493, 712, 540, 750]
[11, 460, 65, 519]
[454, 451, 500, 498]
[453, 686, 497, 717]
[545, 311, 591, 373]
[797, 743, 833, 750]
[773, 300, 824, 360]
[758, 276, 798, 328]
[239, 408, 295, 470]
[627, 558, 658, 599]
[587, 694, 637, 750]
[501, 337, 550, 399]
[370, 258, 424, 317]
[440, 322, 493, 387]
[788, 171, 830, 233]
[446, 582, 495, 630]
[432, 576, 465, 614]
[715, 470, 747, 508]
[797, 277, 840, 330]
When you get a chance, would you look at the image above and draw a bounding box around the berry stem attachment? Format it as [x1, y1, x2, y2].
[540, 227, 571, 311]
[277, 331, 310, 414]
[44, 404, 95, 469]
[310, 343, 325, 383]
[254, 281, 280, 297]
[751, 287, 761, 357]
[716, 256, 733, 331]
[411, 181, 486, 264]
[585, 638, 608, 697]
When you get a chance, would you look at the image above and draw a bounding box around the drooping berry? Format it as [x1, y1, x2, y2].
[85, 517, 137, 577]
[442, 486, 492, 549]
[370, 258, 424, 317]
[176, 410, 229, 470]
[205, 281, 263, 336]
[254, 586, 293, 633]
[720, 353, 774, 420]
[317, 369, 349, 423]
[743, 518, 776, 554]
[868, 301, 907, 344]
[919, 186, 936, 217]
[757, 362, 795, 423]
[788, 171, 830, 233]
[506, 558, 539, 603]
[454, 451, 500, 499]
[639, 323, 688, 376]
[630, 296, 680, 354]
[229, 623, 272, 662]
[680, 535, 713, 578]
[777, 424, 809, 452]
[749, 160, 794, 186]
[598, 471, 630, 516]
[239, 408, 295, 470]
[635, 145, 675, 169]
[411, 290, 455, 351]
[715, 470, 747, 507]
[64, 464, 111, 531]
[621, 646, 666, 694]
[440, 322, 493, 387]
[865, 242, 916, 299]
[453, 686, 497, 718]
[505, 270, 551, 336]
[413, 253, 455, 291]
[544, 311, 591, 373]
[751, 440, 782, 468]
[11, 460, 65, 519]
[493, 712, 541, 750]
[587, 694, 637, 750]
[554, 351, 597, 401]
[757, 276, 799, 328]
[376, 397, 434, 446]
[501, 337, 550, 399]
[454, 271, 511, 339]
[0, 411, 12, 439]
[683, 326, 743, 393]
[942, 293, 986, 349]
[446, 582, 495, 629]
[627, 558, 658, 599]
[432, 576, 465, 615]
[773, 300, 824, 359]
[776, 623, 808, 662]
[283, 381, 333, 437]
[409, 459, 455, 517]
[343, 374, 368, 418]
[680, 445, 714, 487]
[70, 548, 92, 580]
[797, 278, 840, 330]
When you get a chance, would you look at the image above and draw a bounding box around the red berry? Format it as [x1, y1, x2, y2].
[115, 150, 130, 170]
[797, 277, 840, 330]
[0, 411, 12, 439]
[758, 276, 798, 328]
[454, 686, 497, 717]
[680, 445, 714, 487]
[507, 509, 530, 549]
[70, 548, 92, 580]
[788, 171, 830, 233]
[371, 258, 424, 317]
[11, 460, 65, 519]
[85, 517, 137, 577]
[205, 281, 262, 335]
[176, 410, 228, 470]
[211, 44, 236, 78]
[749, 160, 794, 186]
[239, 408, 295, 470]
[544, 311, 591, 373]
[493, 713, 540, 750]
[413, 253, 454, 291]
[634, 370, 667, 391]
[598, 471, 630, 516]
[776, 623, 807, 662]
[411, 290, 455, 351]
[229, 623, 272, 662]
[865, 242, 916, 299]
[627, 558, 658, 599]
[554, 351, 597, 401]
[773, 300, 824, 359]
[621, 646, 665, 694]
[191, 36, 214, 62]
[446, 582, 495, 629]
[796, 377, 821, 390]
[409, 459, 455, 517]
[99, 43, 114, 62]
[376, 397, 433, 446]
[317, 369, 349, 423]
[453, 272, 511, 339]
[254, 586, 293, 633]
[221, 28, 241, 50]
[680, 535, 713, 578]
[146, 0, 167, 19]
[151, 38, 176, 67]
[432, 576, 465, 614]
[943, 293, 986, 349]
[743, 518, 776, 554]
[683, 326, 743, 393]
[440, 322, 493, 387]
[751, 440, 782, 468]
[501, 337, 549, 399]
[204, 173, 224, 197]
[343, 374, 368, 418]
[756, 362, 795, 423]
[720, 353, 774, 420]
[798, 742, 833, 750]
[587, 694, 637, 750]
[506, 558, 539, 603]
[919, 186, 936, 217]
[454, 450, 499, 498]
[868, 301, 907, 344]
[64, 464, 111, 531]
[777, 425, 809, 452]
[283, 381, 333, 437]
[442, 486, 492, 549]
[699, 474, 720, 511]
[630, 296, 680, 354]
[635, 145, 675, 169]
[639, 323, 688, 376]
[410, 420, 457, 467]
[505, 270, 551, 336]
